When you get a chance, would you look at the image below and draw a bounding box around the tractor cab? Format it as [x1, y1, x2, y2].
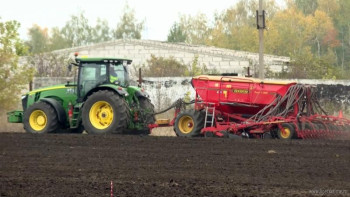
[71, 57, 132, 99]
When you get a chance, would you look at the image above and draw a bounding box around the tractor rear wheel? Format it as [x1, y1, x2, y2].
[82, 90, 129, 134]
[174, 110, 205, 137]
[23, 102, 59, 134]
[139, 97, 155, 129]
[277, 123, 296, 139]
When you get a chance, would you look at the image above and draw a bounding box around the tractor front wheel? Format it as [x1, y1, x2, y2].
[174, 110, 204, 137]
[23, 102, 59, 134]
[82, 90, 129, 134]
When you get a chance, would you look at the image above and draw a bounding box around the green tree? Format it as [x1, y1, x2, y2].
[265, 5, 343, 79]
[167, 22, 187, 43]
[61, 11, 92, 47]
[91, 18, 111, 43]
[207, 0, 278, 51]
[49, 27, 71, 51]
[0, 19, 34, 110]
[295, 0, 318, 15]
[114, 5, 144, 39]
[141, 55, 210, 77]
[185, 55, 207, 76]
[178, 13, 209, 45]
[26, 24, 49, 54]
[143, 55, 188, 77]
[334, 0, 350, 73]
[286, 47, 340, 79]
[28, 52, 70, 77]
[317, 0, 339, 19]
[47, 18, 111, 51]
[205, 19, 229, 48]
[265, 6, 338, 55]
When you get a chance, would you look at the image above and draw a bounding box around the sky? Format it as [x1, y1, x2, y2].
[0, 0, 283, 41]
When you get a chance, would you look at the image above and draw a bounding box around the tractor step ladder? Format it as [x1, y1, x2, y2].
[204, 103, 215, 128]
[71, 106, 82, 128]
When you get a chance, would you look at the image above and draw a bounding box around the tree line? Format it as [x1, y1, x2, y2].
[21, 0, 350, 79]
[167, 0, 350, 79]
[26, 4, 144, 54]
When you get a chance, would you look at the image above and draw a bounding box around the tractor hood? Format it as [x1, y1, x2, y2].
[27, 84, 70, 96]
[23, 84, 78, 112]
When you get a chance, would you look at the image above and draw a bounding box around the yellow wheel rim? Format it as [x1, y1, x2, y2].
[281, 127, 291, 139]
[89, 101, 114, 129]
[178, 115, 194, 134]
[29, 110, 47, 132]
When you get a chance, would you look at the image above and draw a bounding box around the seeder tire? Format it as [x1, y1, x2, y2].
[23, 101, 59, 134]
[82, 90, 129, 134]
[277, 123, 296, 139]
[174, 110, 205, 137]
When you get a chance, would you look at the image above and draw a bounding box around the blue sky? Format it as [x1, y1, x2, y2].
[0, 0, 284, 41]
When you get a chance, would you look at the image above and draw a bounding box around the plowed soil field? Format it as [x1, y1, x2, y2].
[1, 133, 349, 197]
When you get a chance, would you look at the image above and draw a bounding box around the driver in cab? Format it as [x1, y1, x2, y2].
[109, 66, 119, 84]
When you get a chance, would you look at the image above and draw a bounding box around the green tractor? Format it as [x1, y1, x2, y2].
[7, 55, 155, 134]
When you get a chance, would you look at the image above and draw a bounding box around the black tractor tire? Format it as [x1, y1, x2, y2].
[23, 101, 59, 134]
[174, 110, 205, 137]
[139, 97, 156, 126]
[82, 90, 129, 134]
[277, 123, 296, 139]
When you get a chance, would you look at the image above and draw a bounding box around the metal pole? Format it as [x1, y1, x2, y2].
[258, 0, 264, 79]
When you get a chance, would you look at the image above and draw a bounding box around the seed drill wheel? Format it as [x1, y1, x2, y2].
[23, 102, 59, 134]
[82, 90, 129, 134]
[174, 110, 204, 137]
[277, 123, 296, 139]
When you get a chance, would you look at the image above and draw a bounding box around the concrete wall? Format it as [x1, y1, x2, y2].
[52, 39, 290, 77]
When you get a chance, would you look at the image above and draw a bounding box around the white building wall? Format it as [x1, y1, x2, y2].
[52, 39, 290, 77]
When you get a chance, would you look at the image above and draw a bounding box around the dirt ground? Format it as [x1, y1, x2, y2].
[0, 133, 349, 197]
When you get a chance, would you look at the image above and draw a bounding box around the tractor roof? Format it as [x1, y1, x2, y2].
[76, 57, 132, 64]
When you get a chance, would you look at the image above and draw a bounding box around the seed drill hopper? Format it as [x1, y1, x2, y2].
[152, 75, 350, 139]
